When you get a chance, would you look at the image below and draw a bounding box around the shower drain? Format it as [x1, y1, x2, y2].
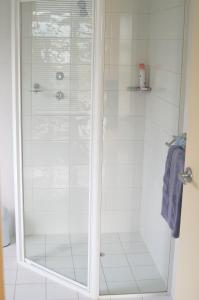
[100, 252, 105, 257]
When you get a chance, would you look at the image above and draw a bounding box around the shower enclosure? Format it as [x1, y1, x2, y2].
[13, 0, 187, 298]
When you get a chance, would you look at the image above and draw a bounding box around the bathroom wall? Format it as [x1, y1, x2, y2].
[22, 0, 93, 235]
[101, 0, 149, 233]
[0, 0, 15, 235]
[140, 0, 185, 281]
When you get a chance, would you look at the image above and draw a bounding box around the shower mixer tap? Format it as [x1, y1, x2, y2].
[56, 91, 64, 101]
[31, 83, 43, 93]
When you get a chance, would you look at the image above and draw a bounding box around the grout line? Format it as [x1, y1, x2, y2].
[118, 232, 141, 294]
[99, 259, 109, 296]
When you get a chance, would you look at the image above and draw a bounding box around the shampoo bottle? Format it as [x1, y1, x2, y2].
[139, 63, 146, 90]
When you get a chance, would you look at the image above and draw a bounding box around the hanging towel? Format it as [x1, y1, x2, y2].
[161, 145, 185, 238]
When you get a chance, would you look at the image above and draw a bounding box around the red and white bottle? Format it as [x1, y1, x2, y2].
[139, 63, 146, 90]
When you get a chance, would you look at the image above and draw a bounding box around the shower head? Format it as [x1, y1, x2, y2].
[77, 0, 88, 16]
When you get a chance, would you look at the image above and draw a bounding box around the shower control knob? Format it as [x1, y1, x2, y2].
[179, 167, 193, 185]
[56, 91, 64, 101]
[56, 72, 64, 80]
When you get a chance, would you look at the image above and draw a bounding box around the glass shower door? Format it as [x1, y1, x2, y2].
[21, 0, 94, 287]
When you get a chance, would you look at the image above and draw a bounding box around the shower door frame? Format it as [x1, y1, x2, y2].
[11, 0, 184, 299]
[12, 0, 105, 298]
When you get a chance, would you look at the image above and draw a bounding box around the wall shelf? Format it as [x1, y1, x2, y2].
[127, 86, 152, 92]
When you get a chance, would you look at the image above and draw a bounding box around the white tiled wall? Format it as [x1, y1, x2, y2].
[101, 0, 149, 233]
[140, 0, 185, 282]
[21, 1, 93, 235]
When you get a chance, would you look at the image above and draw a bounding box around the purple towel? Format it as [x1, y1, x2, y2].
[161, 145, 185, 238]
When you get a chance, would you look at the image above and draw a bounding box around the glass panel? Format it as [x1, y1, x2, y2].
[21, 0, 94, 287]
[100, 0, 185, 295]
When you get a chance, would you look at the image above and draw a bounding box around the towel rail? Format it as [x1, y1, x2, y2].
[165, 133, 187, 147]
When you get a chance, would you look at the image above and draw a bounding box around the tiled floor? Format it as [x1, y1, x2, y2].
[3, 233, 167, 300]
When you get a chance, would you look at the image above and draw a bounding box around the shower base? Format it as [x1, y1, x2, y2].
[25, 232, 167, 295]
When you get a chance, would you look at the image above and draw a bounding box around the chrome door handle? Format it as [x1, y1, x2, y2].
[179, 167, 193, 185]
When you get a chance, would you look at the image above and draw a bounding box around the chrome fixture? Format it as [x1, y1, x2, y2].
[127, 86, 152, 92]
[166, 133, 187, 148]
[77, 0, 88, 16]
[31, 83, 42, 93]
[56, 72, 64, 80]
[56, 91, 64, 100]
[179, 167, 193, 185]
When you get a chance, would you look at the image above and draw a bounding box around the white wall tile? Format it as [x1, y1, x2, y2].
[25, 213, 70, 235]
[102, 188, 141, 211]
[149, 6, 184, 40]
[149, 0, 185, 12]
[104, 91, 146, 116]
[31, 116, 70, 140]
[15, 285, 46, 300]
[32, 166, 69, 188]
[70, 188, 89, 212]
[103, 141, 144, 164]
[150, 67, 181, 106]
[29, 141, 69, 166]
[103, 164, 142, 188]
[32, 189, 69, 213]
[149, 39, 183, 74]
[103, 116, 145, 140]
[146, 94, 179, 134]
[101, 211, 140, 233]
[70, 141, 90, 164]
[108, 0, 150, 14]
[70, 166, 89, 188]
[46, 283, 78, 300]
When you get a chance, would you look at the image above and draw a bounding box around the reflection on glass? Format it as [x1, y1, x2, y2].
[21, 0, 94, 287]
[100, 0, 185, 296]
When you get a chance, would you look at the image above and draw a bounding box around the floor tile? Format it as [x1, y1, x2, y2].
[101, 233, 120, 244]
[137, 279, 167, 293]
[73, 256, 88, 269]
[16, 268, 46, 284]
[46, 244, 72, 257]
[133, 265, 161, 281]
[4, 285, 15, 300]
[46, 282, 78, 300]
[119, 232, 142, 242]
[45, 268, 75, 282]
[107, 281, 139, 295]
[101, 254, 128, 268]
[25, 243, 45, 258]
[75, 268, 87, 285]
[122, 242, 148, 254]
[15, 284, 46, 300]
[127, 254, 154, 267]
[101, 243, 124, 255]
[71, 244, 88, 255]
[46, 234, 70, 245]
[29, 256, 46, 266]
[99, 278, 109, 295]
[46, 257, 74, 269]
[103, 267, 134, 282]
[3, 234, 169, 297]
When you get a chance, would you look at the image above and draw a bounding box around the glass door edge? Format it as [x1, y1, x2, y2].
[88, 0, 106, 298]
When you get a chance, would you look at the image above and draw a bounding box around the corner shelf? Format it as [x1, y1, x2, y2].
[127, 86, 152, 92]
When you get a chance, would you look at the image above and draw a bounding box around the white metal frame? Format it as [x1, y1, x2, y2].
[12, 0, 105, 298]
[11, 0, 189, 299]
